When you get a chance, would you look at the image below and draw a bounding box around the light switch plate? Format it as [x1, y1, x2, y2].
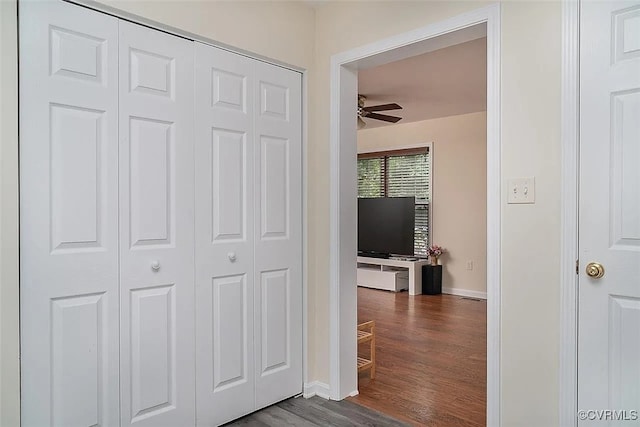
[508, 177, 535, 204]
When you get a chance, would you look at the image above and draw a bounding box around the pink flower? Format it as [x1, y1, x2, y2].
[427, 245, 445, 257]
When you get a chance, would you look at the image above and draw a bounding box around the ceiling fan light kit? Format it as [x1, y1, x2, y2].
[357, 94, 403, 128]
[357, 116, 367, 129]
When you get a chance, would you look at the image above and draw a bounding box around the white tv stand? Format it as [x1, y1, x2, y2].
[357, 256, 431, 295]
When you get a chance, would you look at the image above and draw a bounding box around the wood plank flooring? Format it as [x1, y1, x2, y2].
[226, 396, 410, 426]
[349, 288, 487, 427]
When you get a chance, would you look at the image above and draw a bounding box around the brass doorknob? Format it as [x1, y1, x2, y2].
[585, 262, 605, 279]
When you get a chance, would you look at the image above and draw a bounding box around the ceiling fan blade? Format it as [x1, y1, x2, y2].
[366, 113, 402, 123]
[362, 103, 403, 112]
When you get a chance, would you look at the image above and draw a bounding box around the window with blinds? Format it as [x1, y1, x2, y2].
[357, 148, 431, 256]
[356, 157, 384, 198]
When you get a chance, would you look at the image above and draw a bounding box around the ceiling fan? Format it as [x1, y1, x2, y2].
[357, 94, 403, 128]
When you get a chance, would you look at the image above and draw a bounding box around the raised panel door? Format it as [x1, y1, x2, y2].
[19, 2, 120, 426]
[118, 20, 195, 427]
[579, 1, 640, 421]
[253, 61, 303, 409]
[194, 42, 256, 426]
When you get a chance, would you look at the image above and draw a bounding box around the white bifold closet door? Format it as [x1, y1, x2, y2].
[19, 2, 120, 426]
[194, 44, 256, 426]
[252, 56, 303, 411]
[20, 2, 301, 426]
[118, 21, 196, 427]
[194, 42, 302, 426]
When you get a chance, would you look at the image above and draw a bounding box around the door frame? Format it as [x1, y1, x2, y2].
[328, 4, 501, 426]
[559, 1, 579, 426]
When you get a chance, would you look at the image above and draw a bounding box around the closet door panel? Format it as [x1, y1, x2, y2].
[19, 2, 120, 426]
[195, 42, 255, 427]
[253, 62, 303, 408]
[119, 21, 195, 427]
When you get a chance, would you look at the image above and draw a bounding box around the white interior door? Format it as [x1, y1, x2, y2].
[579, 0, 640, 422]
[194, 42, 256, 426]
[118, 20, 195, 427]
[253, 61, 303, 408]
[19, 2, 120, 426]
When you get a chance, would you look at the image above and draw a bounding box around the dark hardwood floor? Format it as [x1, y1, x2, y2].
[349, 288, 487, 427]
[226, 396, 410, 426]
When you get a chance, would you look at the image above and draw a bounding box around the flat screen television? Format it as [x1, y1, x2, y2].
[358, 197, 415, 258]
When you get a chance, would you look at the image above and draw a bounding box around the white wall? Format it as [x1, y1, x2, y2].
[357, 112, 487, 296]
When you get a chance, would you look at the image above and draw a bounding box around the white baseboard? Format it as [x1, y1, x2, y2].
[303, 381, 331, 400]
[442, 287, 487, 300]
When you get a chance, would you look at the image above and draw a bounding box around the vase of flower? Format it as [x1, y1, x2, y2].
[427, 245, 445, 266]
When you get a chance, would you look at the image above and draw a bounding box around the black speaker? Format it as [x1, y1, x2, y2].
[422, 265, 442, 295]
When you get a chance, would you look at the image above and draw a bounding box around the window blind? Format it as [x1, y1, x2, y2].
[357, 148, 431, 256]
[356, 157, 384, 198]
[414, 204, 429, 257]
[387, 154, 430, 200]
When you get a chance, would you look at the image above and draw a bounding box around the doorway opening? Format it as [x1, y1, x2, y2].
[351, 34, 488, 425]
[328, 5, 501, 425]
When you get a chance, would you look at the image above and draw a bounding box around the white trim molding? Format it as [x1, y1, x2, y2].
[442, 288, 488, 300]
[357, 141, 432, 155]
[484, 7, 502, 427]
[303, 381, 331, 400]
[329, 4, 501, 426]
[0, 1, 21, 425]
[559, 1, 580, 426]
[301, 63, 310, 397]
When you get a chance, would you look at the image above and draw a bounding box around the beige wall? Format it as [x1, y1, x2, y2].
[95, 0, 315, 71]
[313, 1, 561, 426]
[500, 3, 560, 425]
[357, 112, 488, 295]
[1, 2, 563, 427]
[312, 0, 495, 388]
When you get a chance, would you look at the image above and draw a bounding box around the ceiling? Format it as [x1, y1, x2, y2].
[357, 37, 487, 129]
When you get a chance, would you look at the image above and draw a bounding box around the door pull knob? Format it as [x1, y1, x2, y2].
[585, 262, 604, 279]
[151, 260, 160, 272]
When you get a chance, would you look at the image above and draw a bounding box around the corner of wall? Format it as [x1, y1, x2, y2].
[303, 381, 330, 400]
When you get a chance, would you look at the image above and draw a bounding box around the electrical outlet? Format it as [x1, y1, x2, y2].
[466, 260, 473, 271]
[507, 177, 535, 204]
